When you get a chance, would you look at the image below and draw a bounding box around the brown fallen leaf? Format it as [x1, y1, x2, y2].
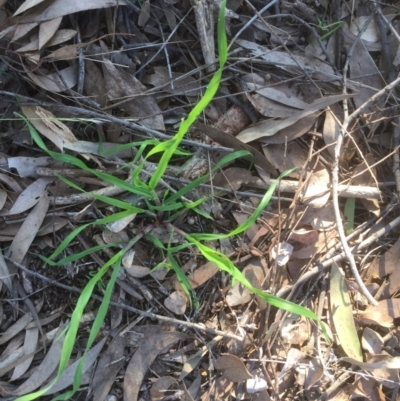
[193, 122, 277, 176]
[365, 298, 400, 319]
[150, 376, 177, 401]
[236, 94, 353, 143]
[12, 323, 65, 396]
[7, 194, 50, 264]
[91, 333, 126, 401]
[123, 331, 187, 401]
[214, 354, 252, 382]
[102, 59, 165, 131]
[164, 290, 188, 315]
[187, 261, 219, 289]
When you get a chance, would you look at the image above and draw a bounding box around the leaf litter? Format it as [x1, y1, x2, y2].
[0, 0, 399, 400]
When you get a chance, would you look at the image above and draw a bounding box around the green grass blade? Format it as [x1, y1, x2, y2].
[146, 0, 228, 190]
[191, 168, 295, 241]
[164, 150, 250, 205]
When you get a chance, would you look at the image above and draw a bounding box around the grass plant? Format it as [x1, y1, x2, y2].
[15, 1, 326, 399]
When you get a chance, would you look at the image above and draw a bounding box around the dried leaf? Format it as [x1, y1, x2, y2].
[38, 17, 62, 49]
[10, 327, 38, 381]
[365, 298, 400, 319]
[164, 290, 188, 315]
[193, 122, 277, 175]
[362, 327, 384, 355]
[21, 105, 77, 151]
[13, 0, 46, 16]
[359, 310, 393, 328]
[15, 0, 128, 23]
[138, 0, 151, 27]
[330, 262, 363, 361]
[92, 333, 126, 401]
[350, 16, 379, 43]
[17, 29, 76, 52]
[0, 314, 32, 345]
[124, 331, 186, 401]
[43, 44, 78, 61]
[237, 94, 352, 143]
[7, 193, 50, 264]
[341, 354, 400, 370]
[43, 337, 107, 395]
[214, 354, 252, 382]
[8, 156, 52, 178]
[102, 59, 165, 131]
[27, 65, 77, 93]
[301, 167, 330, 208]
[144, 66, 200, 96]
[187, 262, 219, 289]
[150, 376, 177, 401]
[13, 324, 65, 394]
[8, 177, 53, 215]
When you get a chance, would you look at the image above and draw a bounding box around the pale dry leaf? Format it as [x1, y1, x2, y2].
[349, 41, 383, 113]
[187, 262, 219, 289]
[0, 172, 23, 193]
[15, 0, 127, 23]
[38, 17, 62, 49]
[144, 66, 200, 96]
[288, 229, 319, 245]
[214, 105, 250, 136]
[7, 193, 50, 264]
[279, 349, 306, 378]
[263, 142, 308, 174]
[27, 65, 77, 93]
[226, 280, 251, 307]
[247, 370, 267, 394]
[102, 59, 165, 131]
[366, 237, 400, 280]
[150, 376, 177, 401]
[11, 22, 38, 42]
[13, 0, 46, 16]
[259, 113, 317, 144]
[271, 242, 293, 266]
[301, 167, 330, 208]
[138, 0, 151, 27]
[21, 105, 77, 151]
[323, 105, 343, 158]
[43, 44, 78, 61]
[84, 60, 107, 108]
[106, 213, 137, 233]
[236, 39, 337, 81]
[311, 202, 336, 231]
[352, 154, 380, 217]
[342, 21, 381, 51]
[341, 354, 400, 370]
[91, 333, 126, 401]
[214, 354, 252, 382]
[8, 156, 52, 178]
[44, 337, 107, 395]
[360, 311, 393, 328]
[179, 336, 223, 381]
[164, 290, 188, 315]
[350, 16, 379, 43]
[365, 298, 400, 319]
[0, 314, 32, 345]
[8, 177, 53, 215]
[0, 251, 13, 290]
[16, 29, 76, 52]
[193, 122, 277, 175]
[124, 265, 151, 278]
[10, 327, 39, 381]
[124, 331, 186, 401]
[245, 82, 309, 109]
[361, 327, 384, 355]
[237, 94, 352, 143]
